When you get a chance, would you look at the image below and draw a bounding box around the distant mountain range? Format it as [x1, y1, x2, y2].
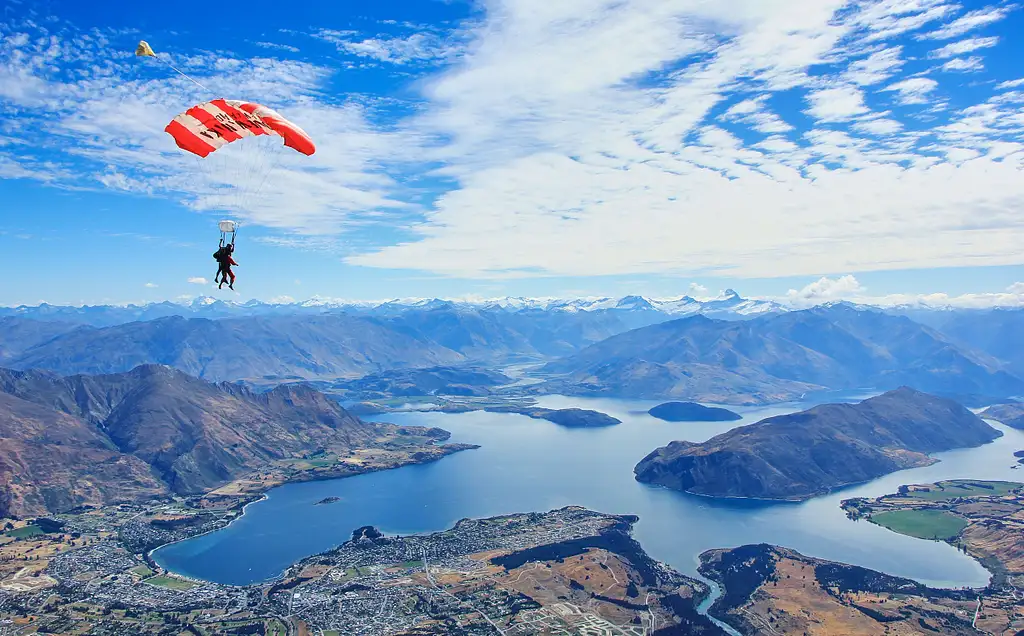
[2, 296, 1022, 404]
[539, 304, 1024, 404]
[2, 315, 464, 383]
[0, 365, 444, 517]
[634, 388, 1002, 500]
[0, 290, 785, 327]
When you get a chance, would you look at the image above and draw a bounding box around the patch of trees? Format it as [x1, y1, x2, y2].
[490, 529, 658, 586]
[917, 617, 940, 632]
[590, 593, 647, 611]
[697, 544, 777, 613]
[814, 563, 972, 601]
[337, 583, 371, 594]
[149, 515, 210, 531]
[33, 518, 64, 534]
[849, 603, 902, 623]
[267, 576, 312, 597]
[351, 525, 384, 541]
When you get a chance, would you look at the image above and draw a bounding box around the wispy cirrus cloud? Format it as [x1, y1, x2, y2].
[0, 22, 422, 235]
[314, 29, 460, 65]
[350, 0, 1024, 280]
[883, 76, 939, 104]
[921, 5, 1015, 39]
[929, 36, 999, 58]
[941, 56, 985, 72]
[3, 0, 1024, 286]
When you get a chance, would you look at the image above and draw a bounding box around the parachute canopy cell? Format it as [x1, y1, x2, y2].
[136, 40, 156, 57]
[218, 220, 237, 234]
[165, 99, 316, 159]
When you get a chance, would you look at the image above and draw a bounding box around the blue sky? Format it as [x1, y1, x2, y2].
[2, 0, 1024, 308]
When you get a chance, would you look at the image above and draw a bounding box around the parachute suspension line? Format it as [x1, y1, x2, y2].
[155, 56, 212, 93]
[249, 139, 284, 210]
[137, 41, 212, 94]
[248, 140, 285, 216]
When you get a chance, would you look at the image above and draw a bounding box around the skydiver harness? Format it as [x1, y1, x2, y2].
[214, 220, 238, 286]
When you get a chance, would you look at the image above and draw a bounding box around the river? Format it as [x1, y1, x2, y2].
[153, 392, 1024, 593]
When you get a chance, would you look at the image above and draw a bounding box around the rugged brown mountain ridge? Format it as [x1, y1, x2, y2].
[634, 388, 1002, 500]
[0, 365, 435, 517]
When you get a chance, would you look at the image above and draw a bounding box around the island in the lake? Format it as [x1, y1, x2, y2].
[344, 397, 622, 428]
[648, 401, 742, 422]
[314, 496, 341, 506]
[633, 388, 1001, 500]
[483, 405, 622, 428]
[0, 505, 725, 635]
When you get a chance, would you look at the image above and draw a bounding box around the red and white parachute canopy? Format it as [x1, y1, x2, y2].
[165, 98, 316, 158]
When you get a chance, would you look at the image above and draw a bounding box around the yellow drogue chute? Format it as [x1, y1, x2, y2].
[135, 40, 156, 57]
[134, 40, 209, 91]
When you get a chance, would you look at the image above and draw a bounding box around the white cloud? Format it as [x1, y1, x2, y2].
[853, 117, 903, 134]
[858, 282, 1024, 309]
[854, 0, 959, 42]
[144, 282, 158, 288]
[316, 30, 457, 65]
[187, 277, 208, 285]
[688, 282, 709, 297]
[929, 36, 999, 58]
[779, 279, 1024, 310]
[722, 95, 794, 133]
[4, 1, 1024, 285]
[254, 41, 300, 53]
[786, 275, 866, 307]
[922, 5, 1014, 39]
[0, 27, 418, 235]
[882, 76, 939, 105]
[345, 0, 1024, 280]
[269, 295, 296, 304]
[997, 78, 1024, 89]
[941, 56, 985, 72]
[805, 85, 870, 122]
[843, 46, 904, 85]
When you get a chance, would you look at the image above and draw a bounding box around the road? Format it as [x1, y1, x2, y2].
[421, 547, 508, 635]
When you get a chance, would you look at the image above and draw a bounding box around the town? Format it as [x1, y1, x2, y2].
[0, 503, 716, 635]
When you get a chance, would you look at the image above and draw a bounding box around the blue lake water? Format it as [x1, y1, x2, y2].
[153, 393, 1024, 589]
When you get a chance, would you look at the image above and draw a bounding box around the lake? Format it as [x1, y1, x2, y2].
[153, 392, 1024, 590]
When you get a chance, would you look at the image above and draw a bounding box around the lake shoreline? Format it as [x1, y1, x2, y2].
[153, 393, 1019, 596]
[150, 440, 480, 582]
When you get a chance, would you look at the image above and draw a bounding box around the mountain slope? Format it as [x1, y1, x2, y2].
[0, 365, 403, 514]
[925, 308, 1024, 377]
[634, 388, 1001, 500]
[9, 315, 465, 382]
[0, 390, 168, 517]
[541, 305, 1024, 403]
[0, 317, 80, 362]
[981, 403, 1024, 430]
[383, 304, 648, 361]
